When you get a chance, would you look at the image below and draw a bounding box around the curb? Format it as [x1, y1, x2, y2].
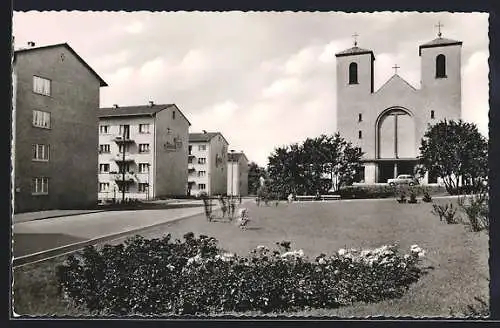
[13, 207, 216, 268]
[13, 210, 107, 224]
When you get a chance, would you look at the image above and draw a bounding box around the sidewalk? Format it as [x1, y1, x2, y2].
[13, 209, 106, 224]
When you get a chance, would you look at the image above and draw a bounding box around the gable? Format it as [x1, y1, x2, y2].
[375, 75, 417, 97]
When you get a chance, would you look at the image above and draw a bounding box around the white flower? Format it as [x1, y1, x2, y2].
[404, 254, 410, 260]
[338, 248, 347, 256]
[318, 258, 326, 265]
[166, 264, 175, 271]
[417, 250, 426, 258]
[333, 269, 340, 275]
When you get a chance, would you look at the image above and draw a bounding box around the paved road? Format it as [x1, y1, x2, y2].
[13, 206, 213, 258]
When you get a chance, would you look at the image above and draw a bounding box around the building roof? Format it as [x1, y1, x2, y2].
[335, 46, 376, 61]
[375, 74, 418, 94]
[14, 43, 108, 87]
[189, 132, 229, 145]
[98, 104, 192, 125]
[418, 37, 462, 56]
[228, 151, 248, 163]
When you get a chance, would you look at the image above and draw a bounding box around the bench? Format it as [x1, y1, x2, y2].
[295, 195, 341, 202]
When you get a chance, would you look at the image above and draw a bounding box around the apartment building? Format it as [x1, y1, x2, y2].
[188, 131, 229, 197]
[12, 42, 107, 213]
[227, 151, 249, 197]
[97, 103, 190, 201]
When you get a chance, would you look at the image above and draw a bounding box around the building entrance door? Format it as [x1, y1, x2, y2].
[378, 162, 395, 183]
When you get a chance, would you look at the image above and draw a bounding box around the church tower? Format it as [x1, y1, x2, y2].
[335, 35, 375, 149]
[419, 24, 462, 123]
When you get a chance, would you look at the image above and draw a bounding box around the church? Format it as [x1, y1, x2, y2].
[335, 27, 462, 184]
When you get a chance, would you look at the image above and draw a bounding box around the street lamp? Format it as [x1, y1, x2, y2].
[230, 150, 235, 199]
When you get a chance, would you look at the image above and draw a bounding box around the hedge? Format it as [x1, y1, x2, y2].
[337, 184, 447, 199]
[56, 233, 426, 315]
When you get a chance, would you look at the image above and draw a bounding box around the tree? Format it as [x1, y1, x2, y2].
[248, 162, 267, 195]
[419, 119, 488, 195]
[266, 133, 363, 195]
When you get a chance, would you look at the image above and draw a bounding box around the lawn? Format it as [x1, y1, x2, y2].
[12, 197, 489, 317]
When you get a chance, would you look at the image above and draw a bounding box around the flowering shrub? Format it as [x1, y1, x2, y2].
[56, 234, 426, 315]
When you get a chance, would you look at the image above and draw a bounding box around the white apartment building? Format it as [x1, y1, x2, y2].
[227, 151, 249, 197]
[98, 102, 190, 202]
[188, 131, 229, 197]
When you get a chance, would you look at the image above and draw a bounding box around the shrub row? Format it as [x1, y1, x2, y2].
[56, 233, 426, 315]
[338, 184, 447, 199]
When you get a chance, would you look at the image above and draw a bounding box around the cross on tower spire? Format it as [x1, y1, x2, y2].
[352, 32, 359, 47]
[435, 21, 444, 38]
[392, 64, 400, 75]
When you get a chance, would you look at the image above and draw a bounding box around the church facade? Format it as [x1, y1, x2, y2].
[335, 33, 462, 184]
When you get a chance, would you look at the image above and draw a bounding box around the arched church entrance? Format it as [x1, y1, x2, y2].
[375, 107, 418, 183]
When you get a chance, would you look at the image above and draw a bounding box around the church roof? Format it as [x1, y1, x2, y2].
[335, 46, 375, 61]
[375, 74, 417, 94]
[418, 37, 462, 56]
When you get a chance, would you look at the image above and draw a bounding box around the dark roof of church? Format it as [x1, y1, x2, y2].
[335, 46, 375, 61]
[14, 43, 108, 87]
[189, 132, 229, 145]
[418, 37, 462, 56]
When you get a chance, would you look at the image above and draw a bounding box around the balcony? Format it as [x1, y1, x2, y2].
[113, 135, 135, 143]
[188, 167, 196, 174]
[113, 172, 137, 183]
[113, 153, 135, 162]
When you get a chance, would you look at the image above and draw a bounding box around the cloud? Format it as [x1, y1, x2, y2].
[13, 11, 489, 166]
[125, 21, 144, 34]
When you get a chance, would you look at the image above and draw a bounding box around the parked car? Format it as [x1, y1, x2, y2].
[387, 174, 419, 186]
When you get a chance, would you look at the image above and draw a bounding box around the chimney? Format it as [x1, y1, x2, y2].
[113, 104, 119, 109]
[27, 41, 35, 48]
[202, 130, 207, 134]
[148, 101, 154, 107]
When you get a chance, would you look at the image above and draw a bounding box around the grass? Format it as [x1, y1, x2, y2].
[12, 198, 489, 317]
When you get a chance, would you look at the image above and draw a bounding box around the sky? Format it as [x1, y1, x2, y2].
[13, 12, 489, 167]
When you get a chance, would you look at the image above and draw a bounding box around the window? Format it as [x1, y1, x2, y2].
[119, 144, 130, 153]
[198, 183, 206, 190]
[99, 144, 110, 153]
[188, 157, 194, 164]
[198, 145, 206, 151]
[172, 110, 176, 120]
[99, 125, 110, 134]
[358, 113, 363, 122]
[349, 62, 358, 84]
[32, 144, 50, 161]
[99, 164, 110, 173]
[198, 158, 206, 164]
[436, 54, 446, 78]
[139, 163, 149, 173]
[118, 184, 129, 193]
[358, 130, 362, 139]
[188, 145, 192, 155]
[138, 183, 148, 192]
[99, 183, 110, 192]
[119, 125, 130, 138]
[33, 76, 51, 96]
[139, 144, 150, 153]
[139, 124, 150, 134]
[32, 177, 49, 194]
[430, 110, 435, 119]
[32, 110, 51, 129]
[198, 170, 206, 177]
[118, 163, 131, 173]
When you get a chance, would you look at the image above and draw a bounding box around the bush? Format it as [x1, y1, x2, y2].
[422, 189, 432, 203]
[408, 191, 418, 204]
[458, 192, 489, 232]
[432, 203, 459, 224]
[338, 184, 446, 200]
[56, 234, 426, 315]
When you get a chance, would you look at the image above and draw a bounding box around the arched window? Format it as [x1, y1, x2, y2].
[436, 54, 446, 78]
[430, 110, 435, 119]
[349, 62, 358, 84]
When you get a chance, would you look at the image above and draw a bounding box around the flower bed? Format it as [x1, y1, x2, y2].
[56, 233, 426, 315]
